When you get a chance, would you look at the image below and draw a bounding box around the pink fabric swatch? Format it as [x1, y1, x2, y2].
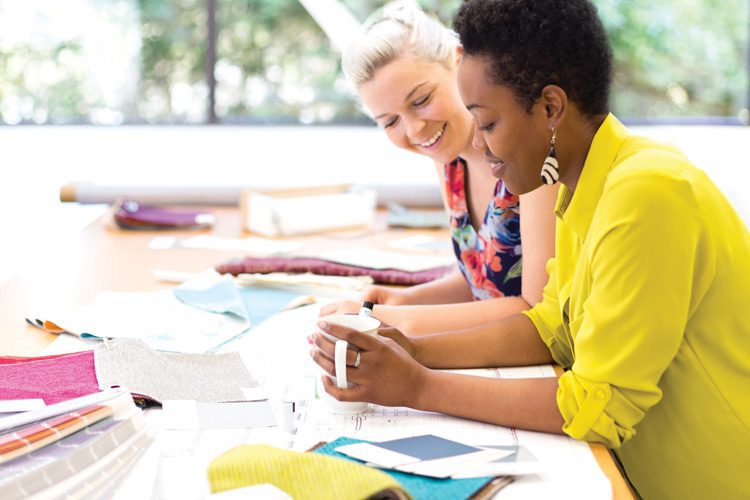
[0, 351, 100, 405]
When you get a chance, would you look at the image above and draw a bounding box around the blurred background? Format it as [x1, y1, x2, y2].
[0, 0, 748, 283]
[1, 0, 747, 125]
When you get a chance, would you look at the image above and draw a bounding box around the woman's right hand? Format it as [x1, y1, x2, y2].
[359, 284, 412, 306]
[318, 285, 413, 317]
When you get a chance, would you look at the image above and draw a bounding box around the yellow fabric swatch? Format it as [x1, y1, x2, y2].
[207, 445, 410, 499]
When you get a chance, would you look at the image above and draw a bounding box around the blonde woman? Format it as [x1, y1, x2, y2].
[321, 1, 557, 334]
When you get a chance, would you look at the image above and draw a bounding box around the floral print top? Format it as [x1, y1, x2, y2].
[444, 157, 522, 300]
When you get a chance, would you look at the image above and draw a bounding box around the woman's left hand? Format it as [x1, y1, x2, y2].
[310, 320, 430, 409]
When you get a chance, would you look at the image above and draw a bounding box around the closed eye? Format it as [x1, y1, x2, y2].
[383, 116, 399, 128]
[412, 91, 433, 107]
[478, 122, 495, 132]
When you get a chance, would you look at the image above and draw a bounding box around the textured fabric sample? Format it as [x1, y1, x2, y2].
[0, 351, 99, 405]
[207, 444, 408, 499]
[94, 338, 257, 403]
[216, 256, 452, 286]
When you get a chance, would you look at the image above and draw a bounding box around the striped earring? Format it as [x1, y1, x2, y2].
[540, 129, 559, 185]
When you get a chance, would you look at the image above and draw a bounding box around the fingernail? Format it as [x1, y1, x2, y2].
[317, 321, 328, 329]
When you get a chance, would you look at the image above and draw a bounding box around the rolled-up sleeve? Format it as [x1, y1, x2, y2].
[522, 257, 574, 368]
[556, 165, 711, 448]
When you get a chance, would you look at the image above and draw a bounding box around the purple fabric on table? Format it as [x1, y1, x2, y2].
[216, 256, 454, 286]
[115, 200, 213, 229]
[0, 351, 100, 405]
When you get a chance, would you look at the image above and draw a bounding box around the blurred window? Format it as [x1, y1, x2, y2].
[0, 0, 747, 125]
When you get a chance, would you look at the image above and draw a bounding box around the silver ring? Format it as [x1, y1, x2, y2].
[353, 351, 361, 368]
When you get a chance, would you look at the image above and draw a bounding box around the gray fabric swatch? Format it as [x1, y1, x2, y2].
[94, 338, 257, 403]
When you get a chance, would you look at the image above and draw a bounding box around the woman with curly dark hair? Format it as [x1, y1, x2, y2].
[311, 1, 750, 497]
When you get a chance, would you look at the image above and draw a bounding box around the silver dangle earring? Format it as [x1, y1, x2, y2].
[540, 129, 560, 185]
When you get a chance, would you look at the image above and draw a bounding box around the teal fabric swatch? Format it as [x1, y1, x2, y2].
[314, 437, 495, 500]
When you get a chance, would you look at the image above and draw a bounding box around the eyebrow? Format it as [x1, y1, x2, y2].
[373, 81, 429, 120]
[465, 103, 485, 111]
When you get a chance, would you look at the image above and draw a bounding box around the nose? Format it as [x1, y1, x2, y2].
[471, 122, 486, 151]
[404, 116, 426, 142]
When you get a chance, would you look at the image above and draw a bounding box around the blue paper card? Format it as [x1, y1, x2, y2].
[376, 434, 482, 461]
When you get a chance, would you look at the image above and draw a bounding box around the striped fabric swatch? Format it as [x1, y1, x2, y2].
[0, 403, 113, 464]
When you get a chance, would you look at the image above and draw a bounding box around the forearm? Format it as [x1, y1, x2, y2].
[414, 372, 565, 434]
[397, 269, 473, 305]
[374, 295, 530, 336]
[412, 313, 553, 368]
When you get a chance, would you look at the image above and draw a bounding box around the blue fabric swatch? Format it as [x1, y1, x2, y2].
[239, 286, 300, 326]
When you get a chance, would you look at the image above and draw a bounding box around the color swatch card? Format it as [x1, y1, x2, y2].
[335, 434, 514, 479]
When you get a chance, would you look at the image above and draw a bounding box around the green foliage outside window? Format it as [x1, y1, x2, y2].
[0, 0, 747, 124]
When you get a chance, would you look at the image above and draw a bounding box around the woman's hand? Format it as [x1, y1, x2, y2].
[317, 285, 413, 317]
[375, 324, 418, 359]
[360, 284, 412, 306]
[318, 299, 361, 317]
[310, 320, 429, 409]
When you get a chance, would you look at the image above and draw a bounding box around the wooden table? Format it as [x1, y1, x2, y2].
[0, 207, 633, 499]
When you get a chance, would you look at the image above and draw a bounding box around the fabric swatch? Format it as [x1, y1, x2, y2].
[207, 444, 408, 499]
[217, 256, 453, 286]
[0, 351, 99, 405]
[315, 437, 498, 500]
[94, 338, 257, 403]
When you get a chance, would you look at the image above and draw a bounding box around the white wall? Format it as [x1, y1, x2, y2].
[0, 124, 747, 284]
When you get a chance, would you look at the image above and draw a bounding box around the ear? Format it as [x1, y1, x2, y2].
[455, 45, 464, 66]
[539, 84, 567, 129]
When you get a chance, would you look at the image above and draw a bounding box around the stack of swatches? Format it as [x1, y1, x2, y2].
[0, 388, 149, 499]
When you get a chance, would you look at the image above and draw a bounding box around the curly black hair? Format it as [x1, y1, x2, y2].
[453, 0, 612, 116]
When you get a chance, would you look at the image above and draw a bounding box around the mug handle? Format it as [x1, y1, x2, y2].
[334, 339, 349, 389]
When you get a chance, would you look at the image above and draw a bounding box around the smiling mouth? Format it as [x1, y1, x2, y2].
[485, 153, 504, 168]
[486, 155, 506, 177]
[417, 124, 446, 148]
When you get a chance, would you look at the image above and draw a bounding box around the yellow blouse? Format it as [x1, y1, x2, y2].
[524, 114, 750, 499]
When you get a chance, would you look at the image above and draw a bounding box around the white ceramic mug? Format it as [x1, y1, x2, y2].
[317, 314, 381, 414]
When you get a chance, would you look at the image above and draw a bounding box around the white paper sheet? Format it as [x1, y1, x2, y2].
[0, 399, 46, 413]
[448, 365, 557, 379]
[162, 400, 276, 430]
[30, 289, 250, 354]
